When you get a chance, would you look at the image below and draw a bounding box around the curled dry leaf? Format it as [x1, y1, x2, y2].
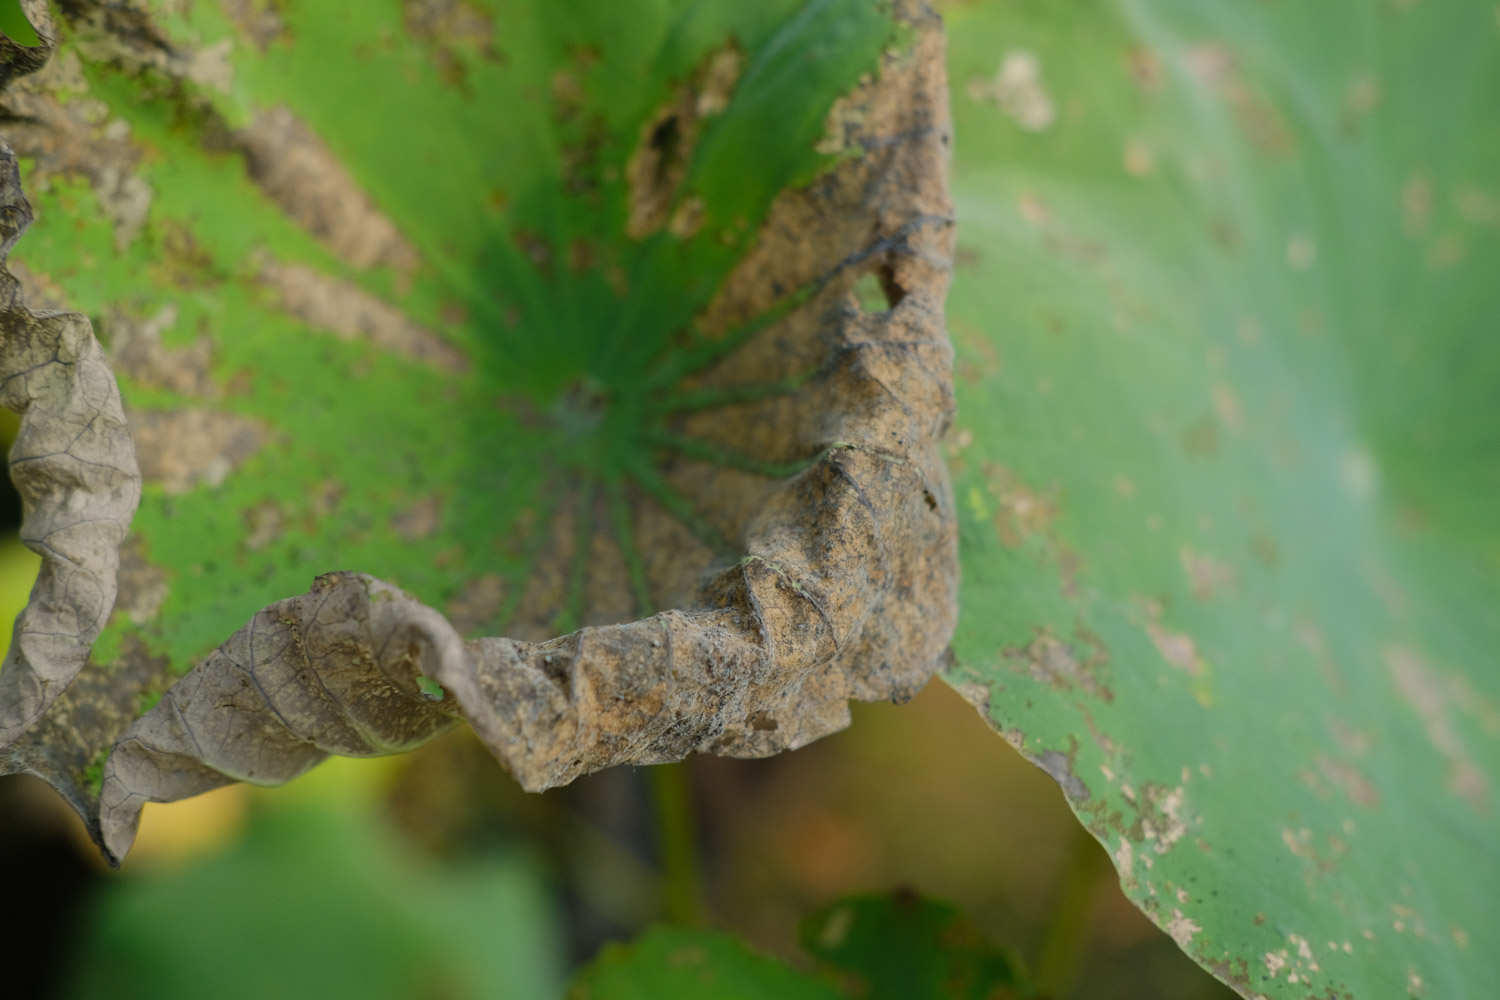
[1, 0, 956, 862]
[0, 130, 141, 797]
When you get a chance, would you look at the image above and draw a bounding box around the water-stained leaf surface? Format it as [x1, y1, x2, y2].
[0, 0, 957, 861]
[941, 2, 1499, 997]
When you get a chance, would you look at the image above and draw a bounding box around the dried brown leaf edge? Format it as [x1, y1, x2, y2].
[0, 2, 957, 865]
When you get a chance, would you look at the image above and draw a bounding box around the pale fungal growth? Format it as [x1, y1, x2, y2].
[0, 0, 959, 863]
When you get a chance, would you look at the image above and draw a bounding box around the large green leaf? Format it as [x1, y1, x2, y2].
[65, 798, 565, 1000]
[799, 890, 1026, 999]
[570, 925, 842, 1000]
[942, 1, 1499, 997]
[570, 890, 1031, 1000]
[2, 0, 959, 861]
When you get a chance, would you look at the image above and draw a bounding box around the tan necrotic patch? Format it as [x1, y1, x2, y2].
[238, 107, 420, 273]
[257, 260, 468, 373]
[104, 303, 219, 397]
[625, 42, 744, 239]
[403, 0, 501, 92]
[222, 0, 290, 51]
[0, 47, 153, 251]
[1386, 645, 1489, 812]
[1005, 626, 1113, 702]
[129, 407, 266, 494]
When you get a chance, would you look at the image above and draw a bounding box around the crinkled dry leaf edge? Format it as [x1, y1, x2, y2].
[0, 139, 141, 749]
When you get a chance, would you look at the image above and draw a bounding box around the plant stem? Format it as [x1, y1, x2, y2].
[646, 761, 705, 926]
[1033, 822, 1107, 997]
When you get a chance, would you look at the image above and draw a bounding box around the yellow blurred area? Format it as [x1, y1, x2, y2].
[0, 530, 39, 630]
[125, 752, 406, 869]
[122, 785, 249, 869]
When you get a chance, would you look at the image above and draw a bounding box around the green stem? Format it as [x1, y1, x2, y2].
[1033, 822, 1107, 997]
[646, 761, 705, 926]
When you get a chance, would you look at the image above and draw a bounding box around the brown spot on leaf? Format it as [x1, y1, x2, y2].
[1146, 621, 1207, 678]
[1286, 233, 1317, 270]
[222, 0, 290, 50]
[1125, 47, 1164, 94]
[392, 494, 444, 541]
[242, 499, 284, 551]
[445, 573, 508, 636]
[984, 463, 1057, 547]
[403, 0, 501, 91]
[1123, 138, 1155, 176]
[1211, 382, 1243, 433]
[625, 42, 743, 239]
[1312, 753, 1380, 808]
[129, 407, 265, 495]
[258, 260, 468, 372]
[1184, 42, 1294, 155]
[1136, 784, 1189, 855]
[1016, 191, 1049, 225]
[104, 303, 218, 397]
[1005, 626, 1113, 702]
[966, 50, 1055, 131]
[1179, 545, 1236, 600]
[667, 195, 705, 239]
[1339, 73, 1381, 135]
[237, 107, 420, 273]
[1402, 173, 1434, 235]
[1386, 646, 1489, 811]
[0, 48, 153, 250]
[1166, 911, 1201, 949]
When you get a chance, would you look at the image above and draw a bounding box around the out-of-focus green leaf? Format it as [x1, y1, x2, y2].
[569, 924, 842, 1000]
[0, 1, 39, 48]
[942, 2, 1499, 997]
[572, 889, 1032, 1000]
[800, 890, 1024, 999]
[65, 800, 565, 1000]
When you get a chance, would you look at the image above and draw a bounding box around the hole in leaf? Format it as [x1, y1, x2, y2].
[875, 260, 907, 309]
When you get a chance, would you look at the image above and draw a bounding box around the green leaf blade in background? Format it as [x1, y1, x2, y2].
[570, 890, 1027, 1000]
[569, 924, 843, 1000]
[942, 2, 1499, 997]
[800, 890, 1024, 1000]
[65, 798, 565, 1000]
